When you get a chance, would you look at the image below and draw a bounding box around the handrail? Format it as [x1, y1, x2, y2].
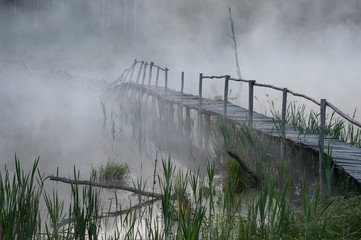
[152, 64, 167, 71]
[202, 75, 226, 79]
[122, 61, 361, 132]
[133, 60, 167, 72]
[201, 74, 360, 129]
[123, 59, 169, 95]
[229, 77, 252, 83]
[326, 101, 361, 128]
[287, 89, 320, 106]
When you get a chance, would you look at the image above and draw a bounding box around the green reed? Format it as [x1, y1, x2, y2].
[0, 155, 44, 240]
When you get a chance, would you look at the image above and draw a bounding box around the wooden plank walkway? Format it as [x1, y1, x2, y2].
[124, 82, 361, 184]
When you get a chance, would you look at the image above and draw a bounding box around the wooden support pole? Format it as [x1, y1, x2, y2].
[281, 88, 287, 159]
[248, 80, 255, 127]
[198, 73, 203, 148]
[199, 73, 203, 112]
[180, 72, 184, 121]
[165, 68, 169, 96]
[136, 61, 144, 84]
[224, 75, 230, 117]
[319, 99, 326, 194]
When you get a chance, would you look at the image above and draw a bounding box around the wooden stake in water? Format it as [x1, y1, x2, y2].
[281, 88, 288, 159]
[319, 99, 326, 194]
[223, 75, 230, 117]
[248, 80, 255, 127]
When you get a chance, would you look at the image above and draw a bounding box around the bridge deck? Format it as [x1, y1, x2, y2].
[125, 82, 361, 183]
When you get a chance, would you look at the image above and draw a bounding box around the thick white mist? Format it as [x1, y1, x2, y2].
[1, 0, 361, 173]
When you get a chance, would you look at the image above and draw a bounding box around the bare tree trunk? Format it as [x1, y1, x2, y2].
[124, 0, 127, 35]
[228, 7, 242, 80]
[14, 0, 17, 17]
[34, 0, 39, 27]
[102, 0, 105, 33]
[134, 0, 137, 34]
[107, 0, 112, 32]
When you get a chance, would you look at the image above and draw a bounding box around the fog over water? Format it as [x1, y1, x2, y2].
[1, 0, 361, 173]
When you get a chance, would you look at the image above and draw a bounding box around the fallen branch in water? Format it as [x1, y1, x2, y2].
[228, 151, 260, 184]
[49, 176, 163, 199]
[105, 198, 160, 217]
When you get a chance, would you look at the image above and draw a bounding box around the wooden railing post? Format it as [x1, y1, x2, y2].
[141, 62, 147, 88]
[281, 88, 288, 159]
[146, 62, 154, 102]
[136, 61, 144, 84]
[199, 73, 203, 112]
[224, 75, 230, 117]
[165, 68, 169, 96]
[319, 99, 326, 193]
[198, 73, 203, 148]
[180, 72, 184, 121]
[248, 80, 255, 127]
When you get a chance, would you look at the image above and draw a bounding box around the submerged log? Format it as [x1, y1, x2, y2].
[227, 151, 260, 184]
[105, 198, 159, 217]
[50, 176, 162, 199]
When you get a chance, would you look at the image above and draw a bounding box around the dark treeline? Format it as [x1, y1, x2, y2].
[1, 0, 361, 38]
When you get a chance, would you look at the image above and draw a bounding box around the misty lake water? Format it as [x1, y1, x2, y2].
[0, 62, 304, 238]
[0, 62, 220, 237]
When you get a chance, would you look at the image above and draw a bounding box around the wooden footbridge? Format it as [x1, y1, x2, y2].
[112, 59, 361, 186]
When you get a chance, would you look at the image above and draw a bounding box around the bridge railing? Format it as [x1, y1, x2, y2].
[117, 59, 361, 184]
[118, 59, 361, 137]
[118, 60, 361, 142]
[116, 60, 169, 96]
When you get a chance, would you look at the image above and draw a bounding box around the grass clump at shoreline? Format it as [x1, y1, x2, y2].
[96, 159, 130, 183]
[270, 100, 361, 148]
